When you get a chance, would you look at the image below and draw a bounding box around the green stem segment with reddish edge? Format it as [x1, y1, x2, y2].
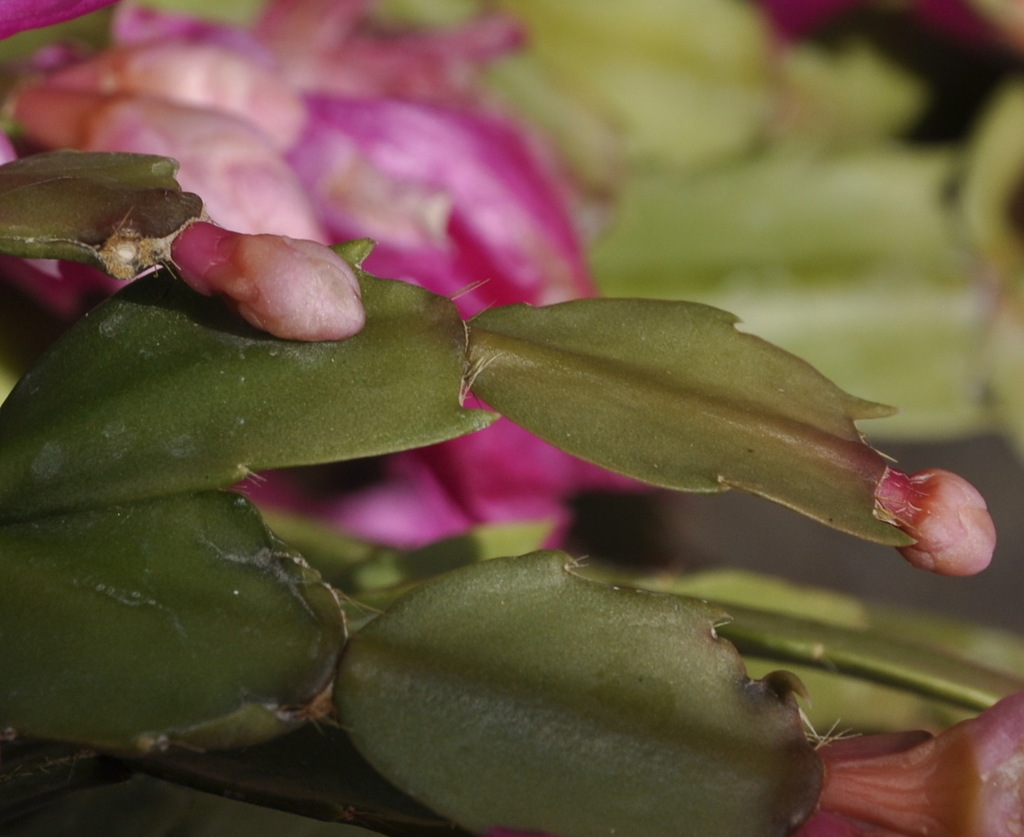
[874, 466, 996, 576]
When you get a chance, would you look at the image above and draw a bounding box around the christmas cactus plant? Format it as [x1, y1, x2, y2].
[2, 2, 1024, 837]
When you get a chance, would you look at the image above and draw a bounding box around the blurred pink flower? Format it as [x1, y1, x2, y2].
[2, 0, 629, 547]
[796, 690, 1024, 836]
[0, 0, 117, 40]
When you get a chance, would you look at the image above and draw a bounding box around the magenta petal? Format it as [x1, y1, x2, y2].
[0, 0, 117, 39]
[0, 257, 121, 318]
[916, 0, 995, 44]
[253, 0, 522, 104]
[0, 133, 15, 164]
[320, 462, 478, 548]
[292, 98, 594, 313]
[758, 0, 865, 38]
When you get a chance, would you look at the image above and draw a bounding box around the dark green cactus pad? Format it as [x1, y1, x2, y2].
[336, 552, 822, 837]
[0, 151, 204, 278]
[0, 492, 343, 752]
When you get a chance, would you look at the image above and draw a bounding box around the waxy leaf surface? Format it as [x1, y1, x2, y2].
[337, 552, 821, 837]
[0, 271, 492, 522]
[0, 151, 203, 278]
[468, 298, 908, 544]
[0, 492, 343, 751]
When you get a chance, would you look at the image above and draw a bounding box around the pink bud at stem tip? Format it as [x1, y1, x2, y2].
[874, 466, 995, 576]
[170, 221, 365, 342]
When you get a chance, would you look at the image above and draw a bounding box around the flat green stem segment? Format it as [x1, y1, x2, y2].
[0, 151, 203, 278]
[0, 492, 343, 752]
[337, 552, 821, 837]
[467, 298, 909, 545]
[0, 271, 493, 523]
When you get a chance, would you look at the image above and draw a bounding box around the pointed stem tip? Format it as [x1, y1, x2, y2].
[874, 466, 995, 576]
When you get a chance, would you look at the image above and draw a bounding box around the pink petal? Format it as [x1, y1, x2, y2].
[0, 133, 15, 164]
[45, 42, 306, 150]
[111, 2, 270, 57]
[12, 85, 324, 240]
[0, 257, 121, 319]
[253, 0, 523, 104]
[292, 98, 593, 313]
[758, 0, 865, 39]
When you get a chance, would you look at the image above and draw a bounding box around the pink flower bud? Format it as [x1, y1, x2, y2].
[874, 466, 995, 576]
[797, 690, 1024, 836]
[171, 221, 364, 342]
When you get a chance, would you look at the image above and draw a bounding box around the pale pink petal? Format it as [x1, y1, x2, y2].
[254, 0, 523, 104]
[45, 42, 306, 149]
[0, 132, 15, 164]
[12, 85, 324, 240]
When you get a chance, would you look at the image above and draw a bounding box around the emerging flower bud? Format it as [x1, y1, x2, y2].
[798, 689, 1024, 836]
[170, 221, 364, 342]
[874, 466, 996, 576]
